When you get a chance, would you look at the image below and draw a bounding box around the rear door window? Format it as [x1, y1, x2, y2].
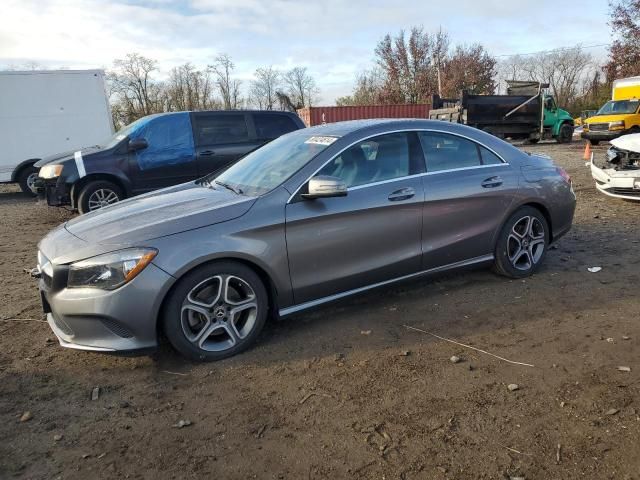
[132, 113, 195, 170]
[253, 113, 298, 139]
[418, 132, 482, 172]
[194, 114, 250, 146]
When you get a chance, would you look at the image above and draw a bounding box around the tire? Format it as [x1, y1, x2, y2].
[493, 206, 549, 279]
[589, 139, 600, 146]
[527, 138, 540, 144]
[557, 124, 573, 144]
[162, 261, 269, 361]
[77, 180, 123, 214]
[17, 166, 38, 196]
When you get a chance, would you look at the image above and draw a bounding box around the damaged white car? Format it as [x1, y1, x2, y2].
[590, 133, 640, 200]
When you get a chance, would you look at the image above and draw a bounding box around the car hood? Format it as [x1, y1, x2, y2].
[65, 182, 256, 244]
[610, 133, 640, 153]
[34, 146, 104, 167]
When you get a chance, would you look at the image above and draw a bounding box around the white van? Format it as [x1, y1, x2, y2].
[0, 69, 113, 194]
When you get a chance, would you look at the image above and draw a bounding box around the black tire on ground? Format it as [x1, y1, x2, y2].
[77, 180, 123, 214]
[162, 261, 269, 362]
[493, 206, 550, 279]
[557, 124, 573, 144]
[589, 139, 600, 146]
[527, 138, 540, 144]
[16, 166, 38, 196]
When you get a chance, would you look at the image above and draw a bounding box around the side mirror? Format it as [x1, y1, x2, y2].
[302, 175, 347, 199]
[128, 138, 148, 152]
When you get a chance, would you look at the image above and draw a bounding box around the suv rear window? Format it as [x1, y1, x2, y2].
[253, 113, 298, 139]
[194, 114, 249, 145]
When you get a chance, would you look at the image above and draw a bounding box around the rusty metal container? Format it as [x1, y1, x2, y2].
[297, 104, 431, 127]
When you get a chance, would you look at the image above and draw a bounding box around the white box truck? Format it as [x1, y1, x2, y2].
[0, 69, 113, 194]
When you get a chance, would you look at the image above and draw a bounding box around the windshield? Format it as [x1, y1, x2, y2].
[99, 115, 158, 149]
[213, 133, 337, 196]
[597, 99, 640, 116]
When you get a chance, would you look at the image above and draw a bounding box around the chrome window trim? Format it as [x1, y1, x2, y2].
[279, 254, 494, 316]
[286, 128, 508, 203]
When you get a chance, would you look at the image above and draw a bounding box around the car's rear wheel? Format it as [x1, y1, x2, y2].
[589, 139, 600, 146]
[493, 206, 549, 279]
[77, 180, 123, 214]
[17, 166, 38, 196]
[162, 261, 268, 361]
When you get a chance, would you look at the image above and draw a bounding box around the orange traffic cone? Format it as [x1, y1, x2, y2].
[583, 142, 591, 160]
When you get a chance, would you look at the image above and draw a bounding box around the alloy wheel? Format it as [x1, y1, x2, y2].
[87, 188, 120, 210]
[507, 215, 545, 271]
[26, 172, 39, 193]
[180, 275, 258, 352]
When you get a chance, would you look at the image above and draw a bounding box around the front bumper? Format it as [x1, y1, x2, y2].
[590, 162, 640, 200]
[34, 177, 72, 207]
[40, 262, 174, 352]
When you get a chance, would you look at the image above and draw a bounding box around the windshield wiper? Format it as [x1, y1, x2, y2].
[214, 180, 243, 195]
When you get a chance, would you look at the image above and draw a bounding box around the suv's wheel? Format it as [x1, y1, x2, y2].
[589, 139, 600, 146]
[17, 166, 38, 196]
[77, 180, 123, 214]
[557, 123, 573, 143]
[162, 261, 269, 361]
[493, 206, 549, 279]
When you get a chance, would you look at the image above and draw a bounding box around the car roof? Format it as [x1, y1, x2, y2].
[152, 110, 297, 117]
[298, 118, 460, 137]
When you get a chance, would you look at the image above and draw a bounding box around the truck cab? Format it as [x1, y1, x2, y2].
[542, 95, 574, 142]
[582, 76, 640, 145]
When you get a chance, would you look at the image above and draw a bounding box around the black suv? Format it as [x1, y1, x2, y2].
[35, 110, 305, 213]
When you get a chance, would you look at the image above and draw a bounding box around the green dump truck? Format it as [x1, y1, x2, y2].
[429, 81, 575, 143]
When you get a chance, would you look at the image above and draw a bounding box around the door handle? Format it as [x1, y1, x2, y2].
[388, 187, 415, 201]
[200, 150, 215, 156]
[481, 176, 503, 188]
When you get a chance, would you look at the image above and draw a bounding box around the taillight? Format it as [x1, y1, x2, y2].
[557, 167, 571, 185]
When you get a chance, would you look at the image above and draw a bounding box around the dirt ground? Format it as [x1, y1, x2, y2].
[1, 141, 639, 480]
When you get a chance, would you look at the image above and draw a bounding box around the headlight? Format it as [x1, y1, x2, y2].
[67, 248, 157, 290]
[607, 147, 620, 162]
[609, 121, 625, 130]
[39, 164, 64, 179]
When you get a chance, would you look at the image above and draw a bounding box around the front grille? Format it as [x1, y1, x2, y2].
[589, 123, 609, 132]
[100, 318, 134, 338]
[610, 187, 640, 197]
[52, 314, 74, 336]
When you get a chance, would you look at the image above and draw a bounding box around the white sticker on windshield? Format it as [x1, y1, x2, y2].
[305, 136, 338, 146]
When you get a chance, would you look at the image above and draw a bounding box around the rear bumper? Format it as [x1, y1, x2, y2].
[590, 162, 640, 200]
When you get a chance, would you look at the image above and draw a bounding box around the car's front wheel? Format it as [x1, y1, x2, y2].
[162, 261, 269, 361]
[77, 180, 123, 214]
[493, 206, 549, 279]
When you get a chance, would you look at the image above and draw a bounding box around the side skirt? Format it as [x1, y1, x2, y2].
[279, 254, 494, 317]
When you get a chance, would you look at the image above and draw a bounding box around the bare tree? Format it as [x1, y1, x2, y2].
[108, 53, 163, 127]
[499, 47, 592, 108]
[209, 54, 242, 110]
[283, 67, 319, 108]
[336, 68, 385, 106]
[249, 66, 280, 110]
[164, 63, 220, 111]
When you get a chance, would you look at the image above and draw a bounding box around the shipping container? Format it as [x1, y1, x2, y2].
[297, 104, 431, 127]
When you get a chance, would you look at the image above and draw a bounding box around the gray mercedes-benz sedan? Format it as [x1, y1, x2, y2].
[36, 119, 576, 361]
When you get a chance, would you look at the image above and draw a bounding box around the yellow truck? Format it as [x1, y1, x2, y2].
[582, 76, 640, 145]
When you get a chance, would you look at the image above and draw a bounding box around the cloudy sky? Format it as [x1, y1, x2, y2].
[1, 0, 611, 103]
